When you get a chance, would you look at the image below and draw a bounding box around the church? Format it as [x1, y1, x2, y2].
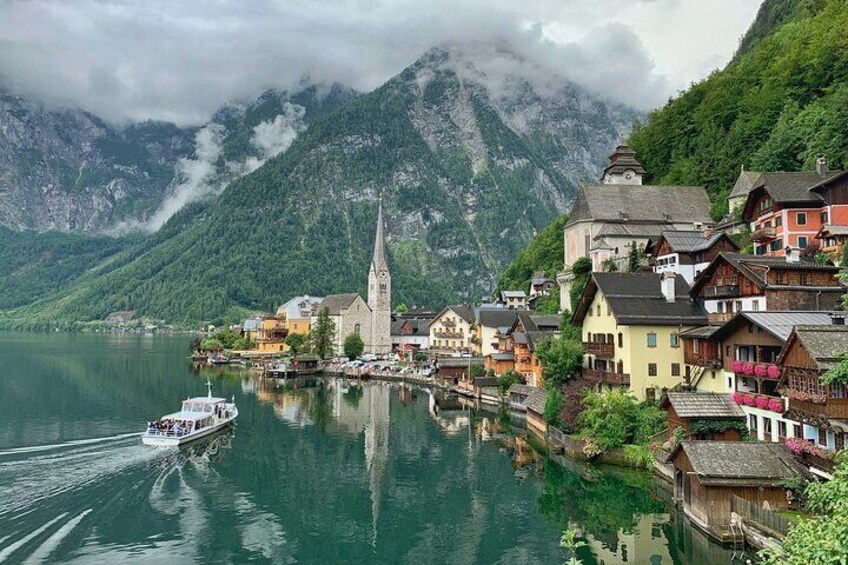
[313, 202, 392, 355]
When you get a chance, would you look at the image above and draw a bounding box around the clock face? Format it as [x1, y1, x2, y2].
[624, 172, 633, 180]
[380, 271, 387, 279]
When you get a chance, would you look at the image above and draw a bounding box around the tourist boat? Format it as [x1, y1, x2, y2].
[208, 353, 229, 365]
[142, 380, 238, 447]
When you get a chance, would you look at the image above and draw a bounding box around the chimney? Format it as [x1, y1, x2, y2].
[661, 272, 676, 303]
[817, 156, 828, 177]
[693, 221, 703, 231]
[785, 246, 801, 263]
[702, 226, 714, 239]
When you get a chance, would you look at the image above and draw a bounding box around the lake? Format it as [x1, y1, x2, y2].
[0, 332, 740, 564]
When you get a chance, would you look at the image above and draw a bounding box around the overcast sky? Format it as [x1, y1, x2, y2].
[0, 0, 761, 126]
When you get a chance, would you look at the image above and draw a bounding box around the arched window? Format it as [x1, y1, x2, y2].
[354, 323, 361, 335]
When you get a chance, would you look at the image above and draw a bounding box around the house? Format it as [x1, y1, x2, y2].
[256, 316, 289, 352]
[669, 441, 807, 539]
[646, 229, 739, 285]
[455, 374, 499, 402]
[313, 293, 373, 356]
[558, 145, 712, 311]
[500, 290, 528, 309]
[689, 252, 842, 325]
[740, 160, 848, 257]
[525, 388, 548, 435]
[490, 312, 559, 387]
[242, 317, 263, 343]
[529, 272, 557, 298]
[815, 224, 848, 258]
[276, 295, 323, 342]
[429, 305, 475, 355]
[475, 306, 522, 357]
[390, 317, 431, 357]
[435, 357, 484, 385]
[506, 383, 537, 411]
[572, 272, 708, 401]
[660, 392, 745, 441]
[778, 323, 848, 476]
[513, 331, 555, 388]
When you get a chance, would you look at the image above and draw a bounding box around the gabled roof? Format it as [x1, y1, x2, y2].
[501, 290, 527, 299]
[277, 295, 324, 320]
[525, 389, 548, 415]
[531, 277, 555, 286]
[568, 184, 712, 225]
[728, 170, 763, 199]
[477, 308, 522, 329]
[316, 293, 362, 315]
[529, 315, 560, 331]
[390, 318, 430, 336]
[710, 311, 837, 343]
[525, 331, 557, 352]
[742, 170, 848, 219]
[429, 304, 475, 326]
[662, 392, 744, 419]
[679, 325, 722, 339]
[690, 252, 840, 296]
[816, 224, 848, 238]
[778, 324, 848, 370]
[491, 352, 515, 361]
[671, 441, 807, 486]
[647, 230, 738, 256]
[572, 272, 707, 327]
[594, 222, 673, 240]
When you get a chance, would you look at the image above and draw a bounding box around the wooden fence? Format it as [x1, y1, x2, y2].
[731, 495, 791, 536]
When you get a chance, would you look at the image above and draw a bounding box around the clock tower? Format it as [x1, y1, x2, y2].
[368, 200, 392, 354]
[600, 144, 646, 185]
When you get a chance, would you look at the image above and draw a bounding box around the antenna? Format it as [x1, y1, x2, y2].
[206, 378, 213, 399]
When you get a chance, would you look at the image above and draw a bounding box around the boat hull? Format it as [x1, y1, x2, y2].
[142, 410, 238, 447]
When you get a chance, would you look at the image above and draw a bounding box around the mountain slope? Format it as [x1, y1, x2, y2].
[2, 46, 638, 328]
[629, 0, 848, 219]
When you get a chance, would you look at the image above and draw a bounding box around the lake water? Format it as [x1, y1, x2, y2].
[0, 332, 741, 564]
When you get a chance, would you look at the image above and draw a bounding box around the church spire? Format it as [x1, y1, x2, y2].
[371, 199, 388, 273]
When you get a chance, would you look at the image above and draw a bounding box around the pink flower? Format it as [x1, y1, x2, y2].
[785, 438, 803, 454]
[754, 364, 767, 377]
[767, 398, 784, 413]
[743, 395, 757, 407]
[755, 395, 769, 409]
[732, 392, 744, 404]
[767, 365, 781, 379]
[742, 363, 754, 375]
[732, 361, 744, 373]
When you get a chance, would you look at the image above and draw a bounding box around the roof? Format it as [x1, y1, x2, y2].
[529, 315, 560, 331]
[672, 441, 806, 486]
[594, 222, 677, 240]
[781, 325, 848, 370]
[649, 230, 737, 255]
[710, 311, 837, 343]
[429, 304, 475, 326]
[491, 352, 515, 361]
[390, 318, 430, 336]
[816, 224, 848, 238]
[243, 317, 262, 331]
[525, 389, 548, 415]
[437, 357, 484, 367]
[501, 290, 527, 299]
[601, 145, 647, 178]
[507, 383, 536, 397]
[741, 170, 848, 219]
[690, 252, 840, 295]
[277, 295, 324, 320]
[525, 331, 558, 352]
[572, 272, 707, 327]
[316, 293, 362, 315]
[472, 376, 499, 388]
[568, 184, 712, 225]
[680, 325, 722, 339]
[663, 392, 744, 419]
[728, 170, 763, 199]
[531, 277, 555, 286]
[477, 308, 521, 329]
[371, 201, 388, 273]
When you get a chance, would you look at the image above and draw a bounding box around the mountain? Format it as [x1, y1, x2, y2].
[1, 45, 639, 328]
[629, 0, 848, 219]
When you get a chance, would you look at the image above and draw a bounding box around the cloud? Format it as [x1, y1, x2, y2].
[0, 0, 759, 125]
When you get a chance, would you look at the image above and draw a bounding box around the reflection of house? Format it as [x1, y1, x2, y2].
[646, 229, 738, 285]
[669, 441, 806, 537]
[435, 357, 483, 384]
[778, 324, 848, 475]
[429, 305, 475, 354]
[689, 252, 842, 325]
[660, 392, 745, 441]
[572, 272, 707, 401]
[559, 145, 712, 311]
[314, 293, 373, 356]
[584, 514, 674, 565]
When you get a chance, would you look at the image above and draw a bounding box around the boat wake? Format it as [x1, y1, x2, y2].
[0, 431, 142, 456]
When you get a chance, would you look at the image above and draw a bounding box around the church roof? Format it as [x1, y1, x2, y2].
[728, 170, 762, 199]
[371, 201, 388, 273]
[601, 145, 647, 179]
[316, 293, 363, 315]
[568, 184, 711, 225]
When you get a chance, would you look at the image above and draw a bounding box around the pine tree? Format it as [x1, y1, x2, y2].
[627, 242, 641, 273]
[310, 308, 336, 359]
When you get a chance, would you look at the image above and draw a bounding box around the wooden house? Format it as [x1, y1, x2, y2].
[506, 383, 536, 411]
[525, 389, 548, 435]
[435, 358, 484, 385]
[660, 392, 745, 441]
[646, 229, 739, 285]
[669, 441, 807, 539]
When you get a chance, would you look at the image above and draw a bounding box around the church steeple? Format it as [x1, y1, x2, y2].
[371, 200, 388, 274]
[368, 199, 391, 354]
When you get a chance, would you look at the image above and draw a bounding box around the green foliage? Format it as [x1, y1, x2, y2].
[559, 527, 587, 565]
[568, 258, 592, 313]
[470, 364, 486, 378]
[821, 353, 848, 386]
[601, 258, 618, 272]
[623, 444, 655, 469]
[687, 418, 750, 438]
[310, 308, 336, 360]
[760, 453, 848, 564]
[343, 332, 365, 360]
[497, 370, 525, 393]
[200, 327, 244, 350]
[394, 303, 408, 313]
[626, 242, 642, 273]
[544, 388, 562, 426]
[532, 289, 560, 314]
[630, 0, 848, 220]
[285, 332, 308, 356]
[578, 390, 666, 452]
[536, 336, 583, 387]
[498, 214, 567, 291]
[414, 352, 427, 362]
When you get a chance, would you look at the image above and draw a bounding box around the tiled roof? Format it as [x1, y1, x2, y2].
[680, 325, 722, 339]
[594, 222, 674, 239]
[674, 441, 807, 486]
[791, 325, 848, 370]
[525, 389, 548, 415]
[529, 315, 560, 331]
[391, 318, 430, 336]
[656, 230, 736, 254]
[728, 171, 763, 199]
[664, 392, 744, 419]
[501, 290, 527, 299]
[525, 331, 558, 352]
[477, 308, 521, 328]
[507, 383, 537, 397]
[568, 184, 711, 225]
[817, 224, 848, 237]
[491, 352, 515, 361]
[430, 304, 475, 326]
[472, 376, 499, 387]
[316, 293, 361, 315]
[756, 171, 844, 204]
[711, 311, 837, 342]
[437, 357, 484, 367]
[574, 272, 707, 326]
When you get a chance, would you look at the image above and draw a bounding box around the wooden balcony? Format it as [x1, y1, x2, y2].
[434, 330, 464, 339]
[584, 369, 630, 387]
[787, 396, 848, 419]
[707, 312, 734, 325]
[704, 285, 740, 299]
[685, 353, 722, 367]
[583, 341, 615, 357]
[801, 451, 835, 476]
[751, 226, 777, 242]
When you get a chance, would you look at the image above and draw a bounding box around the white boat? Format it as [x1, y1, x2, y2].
[142, 380, 238, 447]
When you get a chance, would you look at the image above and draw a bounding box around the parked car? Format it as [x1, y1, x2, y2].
[361, 353, 378, 362]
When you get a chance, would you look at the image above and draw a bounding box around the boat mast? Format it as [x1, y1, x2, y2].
[206, 378, 213, 399]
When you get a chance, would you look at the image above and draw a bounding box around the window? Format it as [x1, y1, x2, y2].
[647, 333, 657, 348]
[717, 302, 725, 313]
[749, 414, 758, 431]
[775, 215, 782, 227]
[770, 239, 783, 252]
[798, 236, 808, 249]
[735, 300, 743, 313]
[797, 212, 807, 226]
[597, 305, 601, 317]
[752, 299, 760, 311]
[778, 421, 787, 439]
[819, 428, 828, 446]
[693, 339, 700, 353]
[821, 211, 829, 224]
[763, 418, 773, 436]
[670, 333, 680, 348]
[354, 323, 361, 335]
[671, 363, 680, 376]
[755, 244, 766, 256]
[800, 273, 809, 285]
[618, 333, 623, 348]
[648, 363, 657, 376]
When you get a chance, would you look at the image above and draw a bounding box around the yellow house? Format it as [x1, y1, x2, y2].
[276, 295, 323, 350]
[571, 272, 708, 401]
[429, 305, 475, 354]
[257, 316, 288, 353]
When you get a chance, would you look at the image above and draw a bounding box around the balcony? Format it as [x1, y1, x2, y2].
[434, 330, 464, 339]
[583, 341, 615, 357]
[686, 353, 722, 368]
[584, 369, 630, 387]
[787, 396, 848, 419]
[707, 312, 734, 325]
[704, 285, 740, 299]
[801, 451, 836, 477]
[751, 226, 777, 242]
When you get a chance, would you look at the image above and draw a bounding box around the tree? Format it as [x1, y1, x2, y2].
[343, 332, 365, 360]
[285, 332, 308, 356]
[310, 307, 336, 359]
[577, 390, 666, 452]
[626, 242, 642, 273]
[470, 364, 485, 378]
[544, 389, 562, 426]
[497, 370, 524, 393]
[536, 336, 583, 387]
[395, 303, 409, 314]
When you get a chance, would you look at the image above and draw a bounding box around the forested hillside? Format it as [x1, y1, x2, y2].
[629, 0, 848, 219]
[498, 215, 566, 292]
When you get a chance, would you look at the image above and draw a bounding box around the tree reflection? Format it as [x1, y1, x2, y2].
[306, 383, 334, 433]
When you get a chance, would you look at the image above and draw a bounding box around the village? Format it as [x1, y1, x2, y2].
[196, 145, 848, 553]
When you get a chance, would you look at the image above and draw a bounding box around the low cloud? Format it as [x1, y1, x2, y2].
[0, 0, 759, 125]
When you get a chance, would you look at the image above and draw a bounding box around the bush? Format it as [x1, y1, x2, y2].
[470, 364, 485, 378]
[544, 389, 562, 426]
[498, 370, 524, 393]
[343, 332, 364, 360]
[536, 336, 583, 387]
[578, 390, 666, 452]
